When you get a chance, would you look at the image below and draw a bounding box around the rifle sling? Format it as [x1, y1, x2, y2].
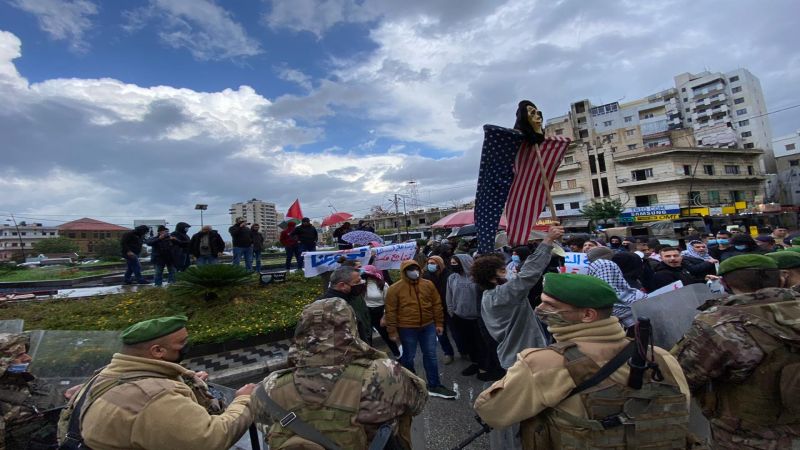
[568, 341, 636, 398]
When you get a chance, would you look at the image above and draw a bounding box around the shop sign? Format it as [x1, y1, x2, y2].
[621, 204, 680, 223]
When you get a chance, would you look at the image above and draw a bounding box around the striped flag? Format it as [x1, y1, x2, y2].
[505, 136, 571, 246]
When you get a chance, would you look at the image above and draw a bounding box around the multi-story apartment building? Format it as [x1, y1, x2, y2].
[774, 130, 800, 204]
[57, 218, 130, 256]
[229, 199, 279, 243]
[0, 222, 59, 261]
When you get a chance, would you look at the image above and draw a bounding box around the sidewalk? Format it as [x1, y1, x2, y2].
[183, 339, 291, 385]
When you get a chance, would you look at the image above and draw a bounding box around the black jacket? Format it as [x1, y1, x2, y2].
[251, 230, 265, 252]
[229, 224, 253, 248]
[650, 258, 714, 291]
[170, 223, 191, 264]
[291, 224, 318, 245]
[190, 230, 225, 257]
[146, 234, 175, 265]
[120, 227, 148, 256]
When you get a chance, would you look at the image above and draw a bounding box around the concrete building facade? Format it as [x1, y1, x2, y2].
[229, 199, 279, 243]
[57, 218, 130, 256]
[774, 130, 800, 205]
[0, 222, 59, 261]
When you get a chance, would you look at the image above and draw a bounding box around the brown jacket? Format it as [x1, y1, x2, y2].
[71, 353, 252, 450]
[384, 260, 444, 340]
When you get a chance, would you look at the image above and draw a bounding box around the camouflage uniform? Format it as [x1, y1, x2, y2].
[0, 333, 63, 450]
[673, 287, 800, 449]
[252, 297, 428, 450]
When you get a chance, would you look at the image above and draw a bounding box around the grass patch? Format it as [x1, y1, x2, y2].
[0, 272, 322, 345]
[0, 266, 116, 282]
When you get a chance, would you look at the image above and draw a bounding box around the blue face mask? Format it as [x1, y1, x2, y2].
[427, 264, 438, 273]
[359, 268, 365, 274]
[511, 255, 521, 264]
[707, 239, 717, 245]
[734, 245, 747, 251]
[6, 363, 29, 374]
[717, 239, 729, 245]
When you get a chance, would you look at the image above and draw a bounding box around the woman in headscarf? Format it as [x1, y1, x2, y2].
[362, 265, 399, 357]
[587, 259, 647, 329]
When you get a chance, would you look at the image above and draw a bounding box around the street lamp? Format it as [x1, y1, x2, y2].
[194, 204, 208, 227]
[5, 214, 25, 260]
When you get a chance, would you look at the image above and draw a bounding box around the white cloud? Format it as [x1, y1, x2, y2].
[264, 0, 377, 38]
[123, 0, 262, 61]
[276, 66, 313, 91]
[9, 0, 97, 52]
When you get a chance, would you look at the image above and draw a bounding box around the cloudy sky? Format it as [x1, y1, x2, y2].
[1, 0, 798, 237]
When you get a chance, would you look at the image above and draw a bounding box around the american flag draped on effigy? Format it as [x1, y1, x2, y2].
[475, 125, 571, 254]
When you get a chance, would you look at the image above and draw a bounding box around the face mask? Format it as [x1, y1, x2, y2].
[535, 309, 575, 328]
[708, 239, 717, 245]
[610, 242, 620, 249]
[350, 282, 367, 296]
[511, 255, 521, 264]
[734, 245, 747, 251]
[6, 363, 30, 374]
[359, 268, 365, 274]
[427, 264, 438, 273]
[450, 263, 462, 273]
[718, 239, 729, 245]
[406, 270, 420, 280]
[167, 344, 190, 364]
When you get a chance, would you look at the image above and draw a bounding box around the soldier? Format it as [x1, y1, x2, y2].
[673, 255, 800, 448]
[58, 315, 255, 449]
[252, 297, 427, 450]
[0, 333, 64, 449]
[765, 251, 800, 289]
[474, 273, 690, 449]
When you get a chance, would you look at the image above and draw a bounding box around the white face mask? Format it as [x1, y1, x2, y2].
[406, 270, 420, 280]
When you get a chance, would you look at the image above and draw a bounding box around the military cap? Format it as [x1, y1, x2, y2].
[718, 254, 778, 276]
[765, 251, 800, 269]
[543, 273, 617, 308]
[121, 315, 188, 345]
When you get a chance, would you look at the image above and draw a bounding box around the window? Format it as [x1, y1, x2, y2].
[631, 168, 654, 181]
[748, 166, 754, 175]
[790, 160, 800, 167]
[627, 144, 636, 150]
[81, 232, 86, 238]
[603, 120, 613, 127]
[787, 143, 797, 151]
[624, 116, 632, 123]
[601, 178, 609, 196]
[555, 128, 564, 135]
[552, 181, 562, 191]
[730, 190, 745, 201]
[708, 191, 720, 204]
[741, 131, 752, 138]
[642, 113, 654, 119]
[682, 87, 686, 92]
[724, 165, 740, 175]
[685, 107, 690, 112]
[625, 129, 635, 137]
[732, 86, 742, 93]
[689, 191, 701, 203]
[683, 97, 688, 102]
[20, 232, 26, 236]
[567, 179, 577, 189]
[597, 154, 606, 172]
[703, 165, 714, 175]
[729, 76, 740, 82]
[683, 165, 691, 175]
[744, 143, 755, 149]
[592, 179, 601, 198]
[739, 119, 750, 127]
[734, 97, 745, 105]
[634, 195, 658, 207]
[555, 203, 565, 211]
[570, 202, 580, 209]
[575, 103, 586, 114]
[579, 129, 589, 139]
[563, 155, 574, 164]
[736, 108, 747, 116]
[418, 218, 426, 224]
[68, 232, 76, 238]
[589, 155, 597, 174]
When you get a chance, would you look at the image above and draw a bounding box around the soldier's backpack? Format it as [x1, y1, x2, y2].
[521, 341, 689, 450]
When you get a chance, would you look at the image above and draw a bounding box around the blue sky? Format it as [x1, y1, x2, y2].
[1, 0, 799, 237]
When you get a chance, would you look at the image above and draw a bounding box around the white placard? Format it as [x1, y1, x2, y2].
[559, 252, 589, 274]
[302, 246, 372, 277]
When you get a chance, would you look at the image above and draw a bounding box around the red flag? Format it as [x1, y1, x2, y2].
[504, 137, 570, 246]
[286, 199, 303, 219]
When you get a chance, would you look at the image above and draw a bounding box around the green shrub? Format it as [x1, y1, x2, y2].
[170, 264, 256, 301]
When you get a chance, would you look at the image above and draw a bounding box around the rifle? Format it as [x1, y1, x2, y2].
[627, 317, 663, 389]
[450, 415, 492, 450]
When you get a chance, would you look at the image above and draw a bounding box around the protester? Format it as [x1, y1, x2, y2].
[564, 236, 585, 253]
[190, 225, 225, 265]
[771, 226, 789, 243]
[170, 222, 192, 272]
[754, 235, 777, 253]
[59, 315, 255, 449]
[385, 260, 457, 399]
[650, 246, 715, 290]
[681, 240, 719, 263]
[474, 273, 690, 448]
[474, 226, 563, 370]
[146, 225, 177, 286]
[581, 240, 600, 252]
[291, 218, 318, 268]
[1, 333, 64, 449]
[318, 266, 372, 345]
[505, 245, 532, 275]
[120, 224, 150, 284]
[228, 217, 254, 271]
[607, 235, 625, 252]
[252, 298, 427, 450]
[611, 250, 647, 290]
[251, 223, 265, 273]
[333, 222, 353, 250]
[362, 264, 399, 357]
[673, 255, 800, 448]
[586, 246, 614, 263]
[719, 233, 758, 261]
[356, 220, 375, 233]
[423, 255, 457, 364]
[708, 230, 732, 260]
[279, 222, 302, 271]
[765, 251, 800, 288]
[587, 258, 647, 328]
[447, 254, 488, 377]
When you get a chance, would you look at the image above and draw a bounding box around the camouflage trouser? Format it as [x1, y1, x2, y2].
[5, 417, 58, 449]
[711, 422, 800, 450]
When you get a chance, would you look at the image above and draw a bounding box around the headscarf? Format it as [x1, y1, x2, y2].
[362, 264, 385, 289]
[0, 333, 28, 377]
[587, 259, 647, 327]
[587, 246, 614, 263]
[288, 298, 384, 403]
[682, 240, 712, 260]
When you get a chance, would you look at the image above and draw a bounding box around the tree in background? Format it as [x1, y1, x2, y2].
[32, 237, 79, 255]
[579, 199, 624, 227]
[93, 238, 123, 261]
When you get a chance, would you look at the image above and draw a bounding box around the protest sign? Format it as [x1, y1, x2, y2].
[302, 246, 371, 277]
[372, 242, 417, 270]
[559, 252, 589, 274]
[647, 280, 683, 297]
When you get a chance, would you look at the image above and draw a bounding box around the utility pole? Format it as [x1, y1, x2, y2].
[401, 196, 409, 240]
[393, 194, 401, 240]
[6, 214, 25, 260]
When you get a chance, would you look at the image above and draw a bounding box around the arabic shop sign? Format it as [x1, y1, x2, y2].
[620, 204, 680, 222]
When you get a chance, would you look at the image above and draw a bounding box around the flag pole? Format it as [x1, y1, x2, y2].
[532, 143, 559, 222]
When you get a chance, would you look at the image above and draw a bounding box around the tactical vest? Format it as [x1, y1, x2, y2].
[268, 359, 371, 450]
[520, 342, 688, 450]
[700, 299, 800, 429]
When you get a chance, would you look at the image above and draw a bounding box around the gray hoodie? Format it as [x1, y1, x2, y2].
[446, 254, 480, 319]
[481, 243, 552, 369]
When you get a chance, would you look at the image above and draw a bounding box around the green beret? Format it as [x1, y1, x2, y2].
[718, 255, 778, 276]
[543, 273, 617, 308]
[121, 315, 188, 345]
[783, 247, 800, 254]
[765, 251, 800, 269]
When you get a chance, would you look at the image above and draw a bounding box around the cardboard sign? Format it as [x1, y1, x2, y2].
[559, 252, 589, 274]
[302, 246, 371, 277]
[372, 242, 417, 270]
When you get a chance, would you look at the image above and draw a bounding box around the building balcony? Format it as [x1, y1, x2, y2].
[612, 146, 763, 162]
[551, 187, 585, 196]
[557, 162, 582, 173]
[615, 173, 765, 188]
